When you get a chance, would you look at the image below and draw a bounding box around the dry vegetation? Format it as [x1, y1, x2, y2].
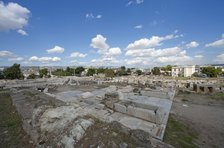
[0, 90, 34, 148]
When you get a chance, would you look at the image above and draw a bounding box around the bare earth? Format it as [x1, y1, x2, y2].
[171, 92, 224, 148]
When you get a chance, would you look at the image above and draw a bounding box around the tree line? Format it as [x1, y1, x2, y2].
[0, 63, 223, 80]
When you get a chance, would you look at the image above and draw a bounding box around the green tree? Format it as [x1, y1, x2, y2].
[0, 71, 4, 79]
[121, 66, 126, 71]
[116, 66, 128, 76]
[97, 68, 105, 74]
[201, 67, 222, 77]
[161, 65, 172, 71]
[3, 63, 23, 79]
[52, 68, 74, 76]
[152, 67, 161, 75]
[52, 69, 64, 76]
[39, 68, 48, 78]
[136, 70, 142, 75]
[27, 73, 36, 79]
[66, 67, 71, 72]
[165, 65, 172, 71]
[75, 66, 85, 76]
[192, 72, 199, 77]
[65, 67, 74, 76]
[86, 68, 96, 76]
[221, 71, 224, 77]
[105, 69, 115, 77]
[127, 68, 131, 75]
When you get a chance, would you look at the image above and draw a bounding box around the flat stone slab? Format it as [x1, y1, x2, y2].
[55, 91, 83, 102]
[110, 112, 165, 140]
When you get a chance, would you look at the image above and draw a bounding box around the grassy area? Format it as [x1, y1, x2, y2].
[164, 114, 198, 148]
[23, 90, 36, 97]
[210, 92, 224, 101]
[0, 90, 34, 147]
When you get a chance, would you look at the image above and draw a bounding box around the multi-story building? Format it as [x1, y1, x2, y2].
[172, 65, 200, 77]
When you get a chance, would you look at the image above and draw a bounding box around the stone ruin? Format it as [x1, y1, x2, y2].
[1, 75, 223, 147]
[1, 76, 177, 147]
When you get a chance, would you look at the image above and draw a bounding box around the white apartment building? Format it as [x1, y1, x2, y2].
[172, 65, 200, 77]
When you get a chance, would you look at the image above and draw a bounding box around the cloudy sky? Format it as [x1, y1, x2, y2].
[0, 0, 224, 67]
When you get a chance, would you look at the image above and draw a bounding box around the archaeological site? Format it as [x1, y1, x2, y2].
[1, 1, 224, 147]
[1, 75, 224, 148]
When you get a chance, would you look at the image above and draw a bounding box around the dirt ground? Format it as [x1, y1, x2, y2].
[169, 91, 224, 148]
[76, 119, 151, 148]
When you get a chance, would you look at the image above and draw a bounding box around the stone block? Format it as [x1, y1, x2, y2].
[95, 103, 105, 110]
[105, 92, 119, 101]
[81, 92, 94, 99]
[141, 90, 169, 99]
[114, 103, 127, 114]
[127, 106, 156, 123]
[43, 87, 48, 93]
[105, 101, 114, 109]
[104, 92, 119, 109]
[155, 108, 165, 124]
[118, 91, 125, 100]
[119, 85, 133, 93]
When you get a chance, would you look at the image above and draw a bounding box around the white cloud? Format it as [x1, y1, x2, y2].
[205, 38, 224, 48]
[126, 38, 151, 50]
[126, 1, 133, 7]
[126, 0, 144, 7]
[17, 29, 28, 36]
[108, 47, 121, 56]
[126, 34, 179, 50]
[90, 34, 122, 66]
[215, 53, 224, 62]
[47, 46, 64, 54]
[125, 47, 182, 57]
[90, 34, 109, 54]
[0, 1, 30, 31]
[29, 56, 61, 63]
[70, 52, 87, 58]
[134, 25, 142, 29]
[186, 41, 199, 48]
[70, 60, 77, 63]
[155, 55, 192, 63]
[136, 0, 144, 4]
[91, 57, 120, 66]
[21, 61, 31, 65]
[125, 45, 192, 65]
[194, 55, 203, 58]
[125, 59, 141, 65]
[96, 15, 102, 19]
[0, 50, 14, 57]
[90, 34, 122, 57]
[86, 13, 102, 19]
[91, 59, 97, 63]
[8, 57, 23, 61]
[86, 13, 94, 19]
[125, 58, 148, 65]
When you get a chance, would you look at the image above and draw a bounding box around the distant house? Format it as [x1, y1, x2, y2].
[172, 65, 200, 77]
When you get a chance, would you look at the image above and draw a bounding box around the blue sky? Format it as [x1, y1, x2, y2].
[0, 0, 224, 67]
